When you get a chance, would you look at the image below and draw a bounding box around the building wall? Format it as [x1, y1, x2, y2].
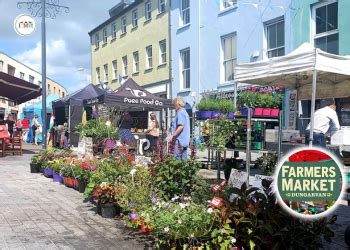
[171, 0, 292, 106]
[292, 0, 350, 55]
[0, 52, 67, 117]
[90, 0, 170, 94]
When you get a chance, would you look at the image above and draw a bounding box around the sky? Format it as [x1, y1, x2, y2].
[0, 0, 118, 93]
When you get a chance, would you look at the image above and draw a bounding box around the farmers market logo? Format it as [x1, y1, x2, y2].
[14, 14, 36, 36]
[275, 147, 345, 219]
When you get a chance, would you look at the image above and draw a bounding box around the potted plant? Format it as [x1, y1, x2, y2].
[51, 159, 64, 183]
[61, 167, 75, 187]
[30, 154, 42, 173]
[220, 99, 235, 119]
[196, 98, 213, 119]
[91, 183, 119, 218]
[76, 163, 96, 193]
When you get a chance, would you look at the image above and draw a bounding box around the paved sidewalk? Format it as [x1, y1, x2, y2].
[0, 153, 146, 250]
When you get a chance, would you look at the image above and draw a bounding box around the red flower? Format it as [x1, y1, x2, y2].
[81, 163, 88, 170]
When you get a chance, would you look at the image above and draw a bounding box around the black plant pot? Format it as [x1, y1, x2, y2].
[223, 158, 243, 180]
[97, 203, 102, 215]
[101, 203, 118, 218]
[78, 181, 87, 193]
[30, 163, 41, 173]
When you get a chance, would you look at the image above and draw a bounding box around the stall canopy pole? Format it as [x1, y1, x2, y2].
[309, 69, 317, 147]
[234, 81, 238, 108]
[246, 108, 252, 184]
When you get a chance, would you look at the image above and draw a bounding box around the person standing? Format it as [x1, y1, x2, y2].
[305, 98, 340, 147]
[146, 112, 160, 151]
[48, 112, 55, 145]
[167, 97, 190, 159]
[21, 116, 30, 142]
[6, 114, 15, 137]
[32, 115, 40, 145]
[119, 112, 134, 144]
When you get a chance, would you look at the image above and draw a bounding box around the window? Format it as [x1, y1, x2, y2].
[181, 0, 190, 25]
[159, 0, 166, 13]
[180, 48, 190, 89]
[95, 33, 100, 48]
[112, 60, 117, 79]
[145, 1, 152, 21]
[159, 40, 166, 64]
[59, 89, 61, 96]
[103, 64, 108, 82]
[0, 61, 3, 71]
[111, 22, 117, 40]
[133, 51, 139, 73]
[266, 19, 285, 58]
[48, 84, 51, 94]
[38, 81, 42, 87]
[222, 34, 237, 82]
[132, 9, 138, 28]
[53, 87, 56, 95]
[29, 75, 34, 84]
[121, 16, 127, 34]
[122, 56, 128, 76]
[96, 67, 100, 83]
[103, 28, 107, 44]
[20, 72, 25, 79]
[146, 45, 153, 69]
[222, 0, 237, 9]
[313, 1, 338, 54]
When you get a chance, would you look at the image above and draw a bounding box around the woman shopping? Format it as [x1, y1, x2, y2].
[32, 115, 41, 145]
[146, 112, 160, 152]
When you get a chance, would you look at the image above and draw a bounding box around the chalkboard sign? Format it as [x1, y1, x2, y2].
[228, 169, 248, 189]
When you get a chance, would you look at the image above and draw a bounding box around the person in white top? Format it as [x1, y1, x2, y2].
[306, 98, 340, 147]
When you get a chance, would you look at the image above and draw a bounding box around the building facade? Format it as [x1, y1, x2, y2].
[0, 51, 67, 119]
[89, 0, 171, 97]
[170, 0, 293, 107]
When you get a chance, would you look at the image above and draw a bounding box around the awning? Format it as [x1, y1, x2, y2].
[0, 72, 42, 104]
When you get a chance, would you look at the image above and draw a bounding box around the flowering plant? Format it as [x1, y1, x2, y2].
[91, 182, 117, 205]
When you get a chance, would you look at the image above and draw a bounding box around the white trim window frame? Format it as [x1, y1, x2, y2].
[103, 64, 108, 83]
[159, 39, 166, 64]
[132, 9, 138, 28]
[29, 75, 34, 84]
[221, 33, 237, 83]
[96, 67, 100, 83]
[20, 72, 25, 79]
[121, 16, 127, 34]
[159, 0, 166, 13]
[103, 28, 107, 44]
[266, 19, 285, 58]
[122, 56, 128, 76]
[146, 45, 153, 69]
[112, 60, 117, 79]
[145, 1, 152, 21]
[133, 51, 139, 73]
[95, 33, 100, 48]
[180, 48, 190, 89]
[221, 0, 237, 10]
[180, 0, 190, 26]
[111, 22, 117, 40]
[311, 0, 339, 54]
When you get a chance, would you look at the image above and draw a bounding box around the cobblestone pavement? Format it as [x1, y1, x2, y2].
[0, 152, 146, 250]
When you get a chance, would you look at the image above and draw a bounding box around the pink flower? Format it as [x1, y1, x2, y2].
[81, 163, 88, 170]
[89, 166, 96, 171]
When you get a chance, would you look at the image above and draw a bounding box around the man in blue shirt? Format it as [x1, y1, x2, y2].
[167, 97, 190, 159]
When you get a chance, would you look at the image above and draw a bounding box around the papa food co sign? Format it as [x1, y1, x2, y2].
[14, 14, 36, 36]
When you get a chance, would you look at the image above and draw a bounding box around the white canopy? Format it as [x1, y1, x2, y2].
[234, 43, 350, 100]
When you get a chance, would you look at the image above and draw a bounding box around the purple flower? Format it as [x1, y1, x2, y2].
[129, 212, 137, 219]
[89, 166, 96, 171]
[151, 194, 157, 204]
[129, 200, 134, 209]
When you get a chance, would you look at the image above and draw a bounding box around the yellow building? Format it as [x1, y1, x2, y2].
[89, 0, 170, 97]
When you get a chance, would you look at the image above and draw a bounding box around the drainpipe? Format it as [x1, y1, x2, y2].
[168, 0, 173, 100]
[197, 0, 201, 102]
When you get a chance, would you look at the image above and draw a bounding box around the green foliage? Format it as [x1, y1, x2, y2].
[239, 91, 283, 108]
[153, 156, 202, 201]
[197, 98, 235, 112]
[219, 99, 236, 112]
[255, 153, 278, 175]
[75, 119, 119, 140]
[207, 118, 238, 152]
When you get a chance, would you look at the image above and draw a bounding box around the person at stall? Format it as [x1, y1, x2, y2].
[167, 97, 190, 159]
[305, 98, 340, 147]
[32, 115, 40, 145]
[146, 112, 160, 151]
[119, 112, 134, 144]
[6, 114, 15, 137]
[15, 118, 22, 132]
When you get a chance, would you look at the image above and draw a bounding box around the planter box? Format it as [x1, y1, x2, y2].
[101, 203, 118, 218]
[196, 111, 212, 120]
[78, 181, 87, 193]
[254, 108, 264, 116]
[227, 112, 235, 119]
[30, 163, 41, 173]
[73, 179, 79, 191]
[212, 112, 225, 118]
[262, 108, 272, 116]
[53, 172, 63, 183]
[239, 108, 254, 116]
[44, 168, 53, 178]
[270, 108, 280, 117]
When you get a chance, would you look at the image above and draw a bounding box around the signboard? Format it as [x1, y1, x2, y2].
[135, 155, 152, 167]
[14, 14, 36, 36]
[77, 137, 85, 155]
[77, 137, 93, 157]
[252, 174, 274, 190]
[228, 169, 248, 189]
[287, 90, 297, 129]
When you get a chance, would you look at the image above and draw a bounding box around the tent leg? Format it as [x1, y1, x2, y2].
[246, 108, 252, 184]
[309, 70, 317, 147]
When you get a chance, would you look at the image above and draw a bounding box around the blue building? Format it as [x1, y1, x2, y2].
[170, 0, 293, 108]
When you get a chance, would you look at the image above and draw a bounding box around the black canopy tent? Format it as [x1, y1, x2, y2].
[52, 84, 105, 146]
[84, 78, 173, 110]
[0, 72, 41, 105]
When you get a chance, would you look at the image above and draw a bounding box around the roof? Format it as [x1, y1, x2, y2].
[0, 71, 41, 104]
[88, 0, 142, 36]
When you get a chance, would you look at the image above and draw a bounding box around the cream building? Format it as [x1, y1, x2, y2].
[89, 0, 170, 97]
[0, 51, 67, 119]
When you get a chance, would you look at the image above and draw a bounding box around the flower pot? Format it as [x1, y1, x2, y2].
[239, 108, 254, 116]
[262, 108, 272, 116]
[73, 179, 79, 190]
[101, 203, 118, 218]
[30, 163, 41, 173]
[270, 108, 280, 117]
[227, 112, 235, 119]
[78, 181, 87, 193]
[212, 112, 225, 118]
[67, 177, 75, 187]
[196, 111, 212, 120]
[53, 172, 63, 183]
[44, 168, 53, 178]
[253, 108, 264, 116]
